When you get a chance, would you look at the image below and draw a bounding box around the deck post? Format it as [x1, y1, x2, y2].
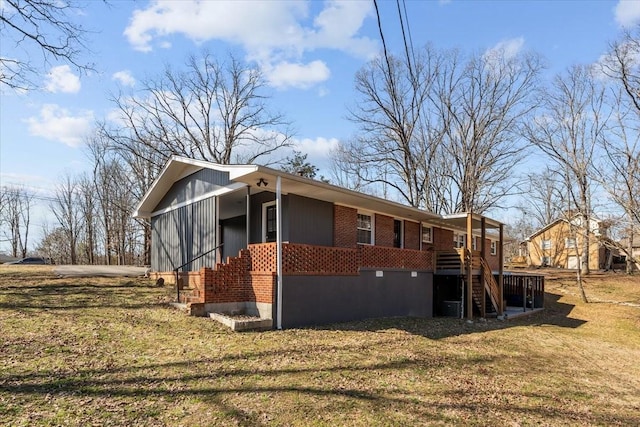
[481, 217, 486, 317]
[499, 223, 504, 314]
[466, 212, 473, 319]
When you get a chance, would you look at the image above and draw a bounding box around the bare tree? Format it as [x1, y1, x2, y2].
[341, 47, 439, 209]
[435, 48, 544, 213]
[599, 90, 640, 273]
[601, 25, 640, 114]
[523, 65, 608, 298]
[338, 45, 543, 214]
[86, 133, 150, 265]
[0, 186, 33, 257]
[0, 0, 93, 90]
[50, 174, 82, 264]
[518, 167, 566, 229]
[36, 225, 70, 264]
[77, 173, 99, 264]
[103, 51, 293, 171]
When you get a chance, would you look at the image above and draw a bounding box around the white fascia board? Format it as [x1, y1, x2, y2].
[149, 182, 247, 217]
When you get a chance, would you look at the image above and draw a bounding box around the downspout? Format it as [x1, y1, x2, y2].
[276, 176, 283, 330]
[215, 196, 220, 265]
[246, 186, 251, 248]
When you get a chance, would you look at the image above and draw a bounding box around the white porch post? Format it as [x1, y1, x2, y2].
[215, 196, 221, 265]
[276, 176, 283, 330]
[246, 186, 251, 248]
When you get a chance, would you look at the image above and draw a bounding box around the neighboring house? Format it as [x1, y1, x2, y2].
[618, 235, 640, 271]
[526, 216, 606, 270]
[134, 156, 542, 329]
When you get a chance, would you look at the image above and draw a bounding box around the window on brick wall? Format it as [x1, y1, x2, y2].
[454, 233, 466, 249]
[357, 213, 373, 244]
[393, 219, 403, 248]
[421, 224, 432, 244]
[491, 240, 497, 255]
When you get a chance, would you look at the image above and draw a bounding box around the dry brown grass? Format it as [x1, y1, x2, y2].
[1, 265, 639, 426]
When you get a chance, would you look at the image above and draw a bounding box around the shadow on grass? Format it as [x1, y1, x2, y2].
[303, 289, 587, 339]
[0, 349, 635, 426]
[0, 281, 168, 311]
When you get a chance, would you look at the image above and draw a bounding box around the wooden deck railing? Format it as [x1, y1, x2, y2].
[480, 256, 501, 315]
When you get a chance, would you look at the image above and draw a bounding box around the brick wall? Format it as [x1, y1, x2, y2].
[248, 272, 276, 304]
[375, 214, 394, 247]
[283, 243, 359, 275]
[248, 243, 276, 272]
[198, 249, 276, 305]
[334, 205, 357, 248]
[404, 221, 420, 250]
[433, 227, 454, 251]
[361, 245, 433, 270]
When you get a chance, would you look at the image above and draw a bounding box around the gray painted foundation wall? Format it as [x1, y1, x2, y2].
[281, 270, 433, 328]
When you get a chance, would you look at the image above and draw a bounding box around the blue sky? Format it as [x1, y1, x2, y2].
[1, 0, 639, 251]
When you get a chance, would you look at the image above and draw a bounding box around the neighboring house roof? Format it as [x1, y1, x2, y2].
[526, 215, 603, 241]
[134, 156, 503, 232]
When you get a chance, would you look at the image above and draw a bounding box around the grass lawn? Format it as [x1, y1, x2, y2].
[1, 266, 639, 426]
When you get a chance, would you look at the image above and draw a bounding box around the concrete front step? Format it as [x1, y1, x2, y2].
[208, 312, 273, 332]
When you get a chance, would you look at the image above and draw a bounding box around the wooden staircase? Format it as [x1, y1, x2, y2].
[438, 248, 501, 317]
[467, 257, 501, 316]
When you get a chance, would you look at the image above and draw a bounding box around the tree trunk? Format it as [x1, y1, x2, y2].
[576, 264, 588, 303]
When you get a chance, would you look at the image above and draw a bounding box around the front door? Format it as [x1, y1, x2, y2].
[264, 203, 277, 242]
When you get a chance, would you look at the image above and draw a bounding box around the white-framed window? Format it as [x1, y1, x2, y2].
[454, 233, 466, 249]
[472, 236, 478, 251]
[541, 256, 551, 266]
[490, 240, 497, 256]
[565, 238, 576, 249]
[421, 224, 433, 244]
[541, 239, 552, 250]
[261, 201, 277, 243]
[357, 212, 373, 245]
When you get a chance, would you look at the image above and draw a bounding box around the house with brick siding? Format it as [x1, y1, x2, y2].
[135, 156, 536, 329]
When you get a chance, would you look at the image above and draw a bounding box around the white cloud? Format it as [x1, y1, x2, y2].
[293, 136, 339, 169]
[26, 104, 93, 148]
[266, 60, 331, 89]
[123, 0, 376, 89]
[615, 0, 640, 27]
[485, 37, 525, 60]
[112, 70, 136, 87]
[44, 65, 81, 93]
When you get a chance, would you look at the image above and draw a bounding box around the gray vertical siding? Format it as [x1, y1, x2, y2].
[248, 192, 333, 245]
[155, 168, 230, 211]
[288, 194, 333, 246]
[221, 215, 247, 261]
[249, 191, 289, 243]
[151, 196, 216, 272]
